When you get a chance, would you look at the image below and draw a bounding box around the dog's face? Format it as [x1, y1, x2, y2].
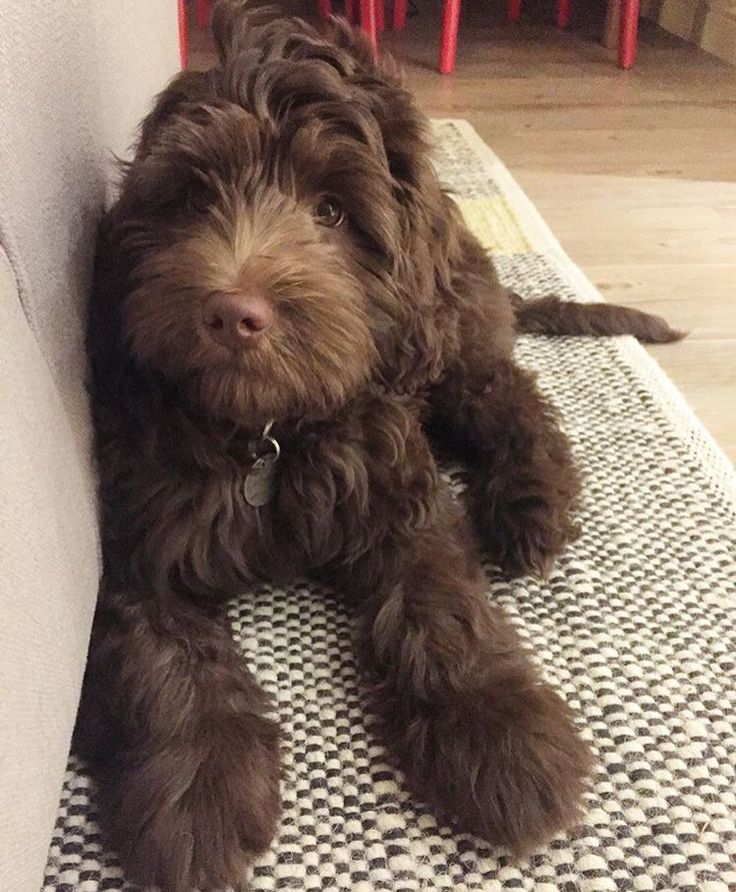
[100, 6, 451, 425]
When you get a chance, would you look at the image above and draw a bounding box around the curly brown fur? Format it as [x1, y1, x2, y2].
[510, 292, 685, 342]
[75, 594, 281, 891]
[76, 2, 680, 887]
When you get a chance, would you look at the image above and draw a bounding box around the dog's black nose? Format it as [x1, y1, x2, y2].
[202, 290, 274, 350]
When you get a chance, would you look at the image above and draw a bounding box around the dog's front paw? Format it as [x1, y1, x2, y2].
[397, 682, 592, 854]
[470, 468, 580, 577]
[102, 711, 281, 891]
[488, 493, 580, 577]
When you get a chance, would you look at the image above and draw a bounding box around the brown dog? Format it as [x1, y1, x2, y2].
[77, 3, 682, 889]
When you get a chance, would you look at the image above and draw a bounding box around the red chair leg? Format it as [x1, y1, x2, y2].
[318, 0, 332, 18]
[377, 0, 385, 31]
[557, 0, 571, 28]
[195, 0, 211, 28]
[178, 0, 188, 69]
[345, 0, 356, 23]
[393, 0, 408, 28]
[360, 0, 378, 55]
[619, 0, 639, 68]
[439, 0, 461, 73]
[508, 0, 522, 22]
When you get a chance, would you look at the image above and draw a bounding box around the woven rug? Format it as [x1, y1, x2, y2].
[44, 120, 736, 892]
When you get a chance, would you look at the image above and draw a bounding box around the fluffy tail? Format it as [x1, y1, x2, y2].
[510, 293, 685, 344]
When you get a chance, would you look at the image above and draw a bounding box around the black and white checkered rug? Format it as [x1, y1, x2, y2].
[44, 121, 736, 892]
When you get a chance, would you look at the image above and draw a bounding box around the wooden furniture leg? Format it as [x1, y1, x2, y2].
[508, 0, 522, 22]
[557, 0, 571, 28]
[620, 0, 640, 68]
[439, 0, 461, 73]
[603, 0, 622, 48]
[178, 0, 189, 69]
[361, 0, 379, 54]
[195, 0, 211, 28]
[393, 0, 408, 28]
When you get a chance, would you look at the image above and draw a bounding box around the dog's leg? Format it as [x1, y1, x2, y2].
[431, 349, 581, 577]
[356, 505, 591, 854]
[281, 397, 590, 854]
[75, 588, 281, 892]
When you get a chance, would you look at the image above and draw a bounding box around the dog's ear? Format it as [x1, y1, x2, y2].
[314, 26, 478, 385]
[135, 71, 216, 162]
[342, 49, 468, 289]
[302, 20, 467, 274]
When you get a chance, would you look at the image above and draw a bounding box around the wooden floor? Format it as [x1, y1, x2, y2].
[189, 2, 736, 462]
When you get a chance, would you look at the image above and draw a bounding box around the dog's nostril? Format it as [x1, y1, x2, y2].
[240, 314, 266, 333]
[209, 314, 225, 331]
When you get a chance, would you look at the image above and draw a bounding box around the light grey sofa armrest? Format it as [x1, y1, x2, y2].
[0, 2, 179, 888]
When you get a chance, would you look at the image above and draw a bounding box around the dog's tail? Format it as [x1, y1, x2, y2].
[510, 293, 685, 344]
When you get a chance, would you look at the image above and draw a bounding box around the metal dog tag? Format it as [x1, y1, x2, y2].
[244, 421, 281, 507]
[244, 454, 278, 507]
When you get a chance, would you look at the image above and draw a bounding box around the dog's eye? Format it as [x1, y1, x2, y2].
[314, 196, 344, 228]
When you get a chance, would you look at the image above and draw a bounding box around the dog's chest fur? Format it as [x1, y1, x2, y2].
[99, 388, 432, 601]
[98, 405, 297, 597]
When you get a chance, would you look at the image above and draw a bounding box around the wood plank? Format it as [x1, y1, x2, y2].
[645, 341, 736, 460]
[587, 265, 736, 341]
